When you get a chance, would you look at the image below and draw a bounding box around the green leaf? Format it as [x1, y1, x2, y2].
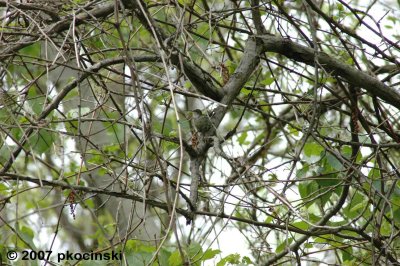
[168, 250, 182, 266]
[261, 77, 274, 86]
[349, 200, 367, 213]
[341, 146, 352, 159]
[299, 180, 332, 208]
[276, 238, 293, 253]
[87, 149, 104, 165]
[304, 243, 313, 248]
[0, 145, 10, 166]
[27, 86, 46, 115]
[238, 131, 248, 145]
[18, 225, 37, 249]
[202, 249, 221, 261]
[298, 181, 318, 203]
[315, 173, 339, 188]
[344, 191, 366, 219]
[28, 129, 55, 154]
[18, 42, 41, 57]
[380, 219, 391, 236]
[189, 242, 203, 263]
[292, 221, 309, 231]
[217, 253, 241, 266]
[341, 145, 362, 162]
[313, 235, 333, 244]
[158, 247, 173, 266]
[325, 153, 342, 170]
[124, 240, 155, 265]
[308, 213, 322, 223]
[0, 183, 9, 196]
[303, 142, 324, 157]
[296, 163, 309, 178]
[103, 144, 121, 153]
[63, 87, 79, 101]
[242, 256, 253, 264]
[368, 167, 381, 179]
[392, 207, 400, 224]
[11, 118, 25, 140]
[346, 57, 354, 65]
[288, 124, 299, 136]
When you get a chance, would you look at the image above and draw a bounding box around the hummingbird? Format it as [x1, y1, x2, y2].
[192, 109, 213, 134]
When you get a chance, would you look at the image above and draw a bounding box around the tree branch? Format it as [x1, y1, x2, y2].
[208, 36, 264, 137]
[122, 0, 223, 101]
[256, 35, 400, 110]
[0, 1, 115, 59]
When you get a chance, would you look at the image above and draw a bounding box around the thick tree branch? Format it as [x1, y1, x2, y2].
[0, 2, 115, 59]
[209, 37, 264, 136]
[0, 173, 369, 238]
[123, 0, 223, 101]
[256, 35, 400, 110]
